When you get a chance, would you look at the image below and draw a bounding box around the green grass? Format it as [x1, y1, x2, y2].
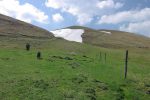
[0, 38, 150, 100]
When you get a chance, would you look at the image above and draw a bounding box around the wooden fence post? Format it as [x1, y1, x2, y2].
[105, 53, 106, 63]
[99, 52, 102, 61]
[125, 50, 128, 79]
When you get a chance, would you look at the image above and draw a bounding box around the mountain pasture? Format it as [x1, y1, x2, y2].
[0, 38, 150, 100]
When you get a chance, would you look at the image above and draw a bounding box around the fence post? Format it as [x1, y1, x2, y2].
[99, 52, 102, 61]
[105, 53, 106, 63]
[125, 50, 128, 79]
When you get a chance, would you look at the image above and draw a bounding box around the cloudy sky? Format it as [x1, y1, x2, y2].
[0, 0, 150, 37]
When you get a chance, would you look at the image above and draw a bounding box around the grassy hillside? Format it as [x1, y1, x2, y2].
[0, 14, 53, 38]
[0, 15, 149, 100]
[0, 37, 150, 100]
[68, 26, 150, 49]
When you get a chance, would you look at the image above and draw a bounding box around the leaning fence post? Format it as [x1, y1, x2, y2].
[124, 50, 128, 79]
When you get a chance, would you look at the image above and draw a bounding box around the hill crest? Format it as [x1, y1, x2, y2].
[51, 26, 150, 48]
[0, 14, 54, 38]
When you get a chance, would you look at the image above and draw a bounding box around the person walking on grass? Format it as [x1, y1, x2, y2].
[26, 43, 30, 51]
[37, 51, 42, 59]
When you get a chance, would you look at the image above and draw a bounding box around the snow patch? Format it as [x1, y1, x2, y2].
[100, 31, 112, 34]
[51, 29, 84, 43]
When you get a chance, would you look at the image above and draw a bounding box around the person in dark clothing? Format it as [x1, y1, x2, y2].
[26, 43, 30, 51]
[37, 51, 42, 59]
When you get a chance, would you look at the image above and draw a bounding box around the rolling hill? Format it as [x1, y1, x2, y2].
[68, 26, 150, 48]
[0, 14, 53, 39]
[0, 14, 150, 49]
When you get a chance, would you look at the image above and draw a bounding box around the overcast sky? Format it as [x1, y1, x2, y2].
[0, 0, 150, 37]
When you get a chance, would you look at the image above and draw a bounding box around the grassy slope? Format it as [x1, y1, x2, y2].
[0, 37, 150, 100]
[68, 26, 150, 49]
[0, 14, 53, 38]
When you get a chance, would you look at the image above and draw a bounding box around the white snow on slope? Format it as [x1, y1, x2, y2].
[51, 29, 84, 43]
[100, 31, 112, 34]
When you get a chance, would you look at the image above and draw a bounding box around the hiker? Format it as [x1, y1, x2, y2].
[37, 51, 42, 59]
[26, 43, 30, 51]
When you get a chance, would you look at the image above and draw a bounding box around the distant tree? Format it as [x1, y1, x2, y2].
[26, 43, 30, 51]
